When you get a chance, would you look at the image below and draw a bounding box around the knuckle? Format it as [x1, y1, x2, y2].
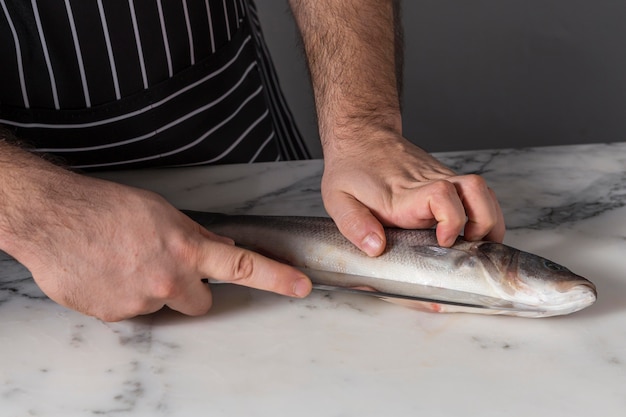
[150, 275, 181, 300]
[168, 231, 197, 264]
[340, 214, 363, 238]
[429, 179, 457, 198]
[335, 207, 371, 238]
[428, 180, 459, 205]
[230, 251, 255, 282]
[463, 174, 488, 190]
[469, 221, 496, 238]
[459, 175, 492, 201]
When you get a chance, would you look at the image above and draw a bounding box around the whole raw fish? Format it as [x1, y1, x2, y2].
[184, 211, 597, 318]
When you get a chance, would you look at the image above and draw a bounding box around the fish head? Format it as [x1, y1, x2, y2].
[476, 242, 597, 315]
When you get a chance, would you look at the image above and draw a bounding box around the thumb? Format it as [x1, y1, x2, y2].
[325, 192, 386, 257]
[196, 238, 312, 298]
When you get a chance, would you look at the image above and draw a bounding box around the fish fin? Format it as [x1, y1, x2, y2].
[380, 297, 445, 313]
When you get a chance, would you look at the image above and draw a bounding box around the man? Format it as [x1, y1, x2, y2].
[0, 0, 504, 321]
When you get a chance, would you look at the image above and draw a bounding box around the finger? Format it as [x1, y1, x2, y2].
[449, 175, 506, 242]
[196, 240, 312, 297]
[164, 279, 214, 317]
[483, 188, 506, 242]
[324, 191, 386, 257]
[394, 180, 466, 247]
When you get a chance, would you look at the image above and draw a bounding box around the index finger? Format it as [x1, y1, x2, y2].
[196, 239, 312, 298]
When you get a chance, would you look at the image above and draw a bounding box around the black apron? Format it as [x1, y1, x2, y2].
[0, 0, 310, 170]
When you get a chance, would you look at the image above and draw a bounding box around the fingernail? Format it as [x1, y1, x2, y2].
[293, 277, 312, 298]
[361, 233, 383, 257]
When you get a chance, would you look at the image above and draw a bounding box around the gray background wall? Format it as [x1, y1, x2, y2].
[256, 1, 626, 157]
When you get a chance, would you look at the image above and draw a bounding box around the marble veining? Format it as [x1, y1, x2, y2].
[1, 143, 625, 416]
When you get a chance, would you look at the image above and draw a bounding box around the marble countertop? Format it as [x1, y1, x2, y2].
[1, 142, 625, 416]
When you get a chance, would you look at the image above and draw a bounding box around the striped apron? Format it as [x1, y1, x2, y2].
[0, 0, 310, 170]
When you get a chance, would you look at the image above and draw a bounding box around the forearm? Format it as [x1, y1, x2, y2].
[290, 2, 505, 251]
[0, 128, 80, 259]
[289, 0, 403, 146]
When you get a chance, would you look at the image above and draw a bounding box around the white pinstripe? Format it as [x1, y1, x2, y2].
[174, 108, 269, 166]
[205, 0, 216, 53]
[31, 0, 59, 109]
[0, 36, 253, 129]
[156, 0, 173, 77]
[223, 0, 231, 41]
[64, 0, 91, 107]
[0, 0, 29, 108]
[72, 89, 268, 169]
[0, 1, 297, 165]
[129, 0, 149, 89]
[36, 64, 260, 153]
[182, 0, 195, 65]
[248, 131, 275, 162]
[97, 0, 121, 100]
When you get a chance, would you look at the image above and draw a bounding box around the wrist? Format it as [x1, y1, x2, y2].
[319, 111, 403, 156]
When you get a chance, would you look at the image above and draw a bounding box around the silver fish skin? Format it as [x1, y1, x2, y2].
[184, 211, 597, 318]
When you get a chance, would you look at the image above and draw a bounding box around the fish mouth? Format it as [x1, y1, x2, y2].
[562, 279, 597, 297]
[488, 281, 597, 318]
[534, 282, 597, 315]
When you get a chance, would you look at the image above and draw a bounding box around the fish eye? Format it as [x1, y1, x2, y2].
[543, 260, 567, 272]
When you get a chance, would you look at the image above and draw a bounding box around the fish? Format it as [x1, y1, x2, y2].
[184, 210, 598, 318]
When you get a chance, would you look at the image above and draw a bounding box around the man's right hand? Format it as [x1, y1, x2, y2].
[0, 141, 311, 322]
